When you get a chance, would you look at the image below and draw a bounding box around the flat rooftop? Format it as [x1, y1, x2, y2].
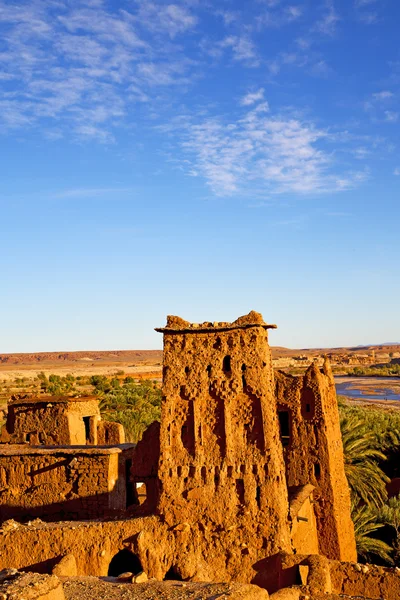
[156, 310, 277, 334]
[9, 395, 98, 406]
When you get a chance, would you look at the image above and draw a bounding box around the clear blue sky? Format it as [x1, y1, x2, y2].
[1, 0, 399, 352]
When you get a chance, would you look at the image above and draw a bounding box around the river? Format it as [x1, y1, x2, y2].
[335, 376, 400, 402]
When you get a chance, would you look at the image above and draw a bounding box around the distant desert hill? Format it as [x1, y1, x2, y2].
[0, 350, 163, 367]
[1, 343, 399, 368]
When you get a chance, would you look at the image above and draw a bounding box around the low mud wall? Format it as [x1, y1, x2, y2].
[329, 560, 400, 599]
[0, 517, 173, 579]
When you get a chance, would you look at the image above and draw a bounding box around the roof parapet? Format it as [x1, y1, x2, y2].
[155, 310, 277, 334]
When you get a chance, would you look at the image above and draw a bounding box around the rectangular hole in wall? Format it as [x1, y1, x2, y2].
[136, 482, 147, 504]
[83, 416, 91, 444]
[278, 411, 290, 447]
[125, 460, 135, 508]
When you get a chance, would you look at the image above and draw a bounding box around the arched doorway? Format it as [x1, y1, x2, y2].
[164, 566, 183, 581]
[108, 549, 143, 577]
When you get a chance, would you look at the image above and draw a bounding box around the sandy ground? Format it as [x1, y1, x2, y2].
[62, 577, 269, 600]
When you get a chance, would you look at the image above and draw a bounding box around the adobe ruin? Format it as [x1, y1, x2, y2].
[0, 395, 124, 446]
[2, 310, 400, 599]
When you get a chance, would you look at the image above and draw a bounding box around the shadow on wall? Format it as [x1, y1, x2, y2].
[0, 485, 154, 523]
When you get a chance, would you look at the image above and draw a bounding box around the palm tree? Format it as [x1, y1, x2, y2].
[340, 411, 389, 508]
[351, 502, 393, 564]
[377, 495, 400, 565]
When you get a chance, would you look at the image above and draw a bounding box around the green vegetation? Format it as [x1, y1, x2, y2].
[339, 397, 400, 564]
[349, 363, 400, 377]
[90, 376, 162, 443]
[37, 372, 77, 395]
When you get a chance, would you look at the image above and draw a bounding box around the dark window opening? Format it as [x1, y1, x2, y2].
[236, 479, 245, 504]
[302, 388, 315, 420]
[177, 466, 182, 477]
[223, 355, 231, 373]
[206, 364, 212, 377]
[198, 425, 202, 444]
[278, 411, 290, 447]
[201, 466, 207, 483]
[241, 363, 247, 388]
[125, 460, 135, 508]
[213, 337, 222, 350]
[227, 466, 233, 477]
[189, 466, 196, 478]
[164, 566, 183, 581]
[108, 550, 143, 577]
[214, 466, 220, 487]
[136, 482, 147, 504]
[184, 366, 190, 375]
[256, 486, 261, 509]
[83, 416, 91, 443]
[314, 463, 321, 480]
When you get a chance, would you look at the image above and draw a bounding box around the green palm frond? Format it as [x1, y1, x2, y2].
[351, 503, 393, 564]
[340, 412, 389, 508]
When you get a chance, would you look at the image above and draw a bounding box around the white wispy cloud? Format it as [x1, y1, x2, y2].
[373, 91, 394, 101]
[355, 0, 380, 24]
[165, 100, 368, 197]
[0, 0, 199, 138]
[314, 1, 340, 36]
[219, 35, 260, 66]
[384, 111, 399, 123]
[257, 4, 303, 28]
[364, 90, 398, 123]
[240, 89, 266, 106]
[394, 168, 400, 176]
[135, 2, 198, 38]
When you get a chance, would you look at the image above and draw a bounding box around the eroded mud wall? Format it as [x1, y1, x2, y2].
[155, 311, 292, 582]
[0, 446, 132, 521]
[275, 360, 356, 561]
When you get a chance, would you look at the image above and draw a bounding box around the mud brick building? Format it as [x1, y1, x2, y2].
[275, 362, 356, 561]
[0, 395, 124, 446]
[3, 311, 386, 598]
[0, 444, 134, 521]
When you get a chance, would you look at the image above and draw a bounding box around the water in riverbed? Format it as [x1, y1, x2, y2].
[335, 377, 400, 402]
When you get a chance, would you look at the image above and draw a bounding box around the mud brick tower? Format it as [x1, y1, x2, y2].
[275, 360, 357, 562]
[155, 311, 292, 580]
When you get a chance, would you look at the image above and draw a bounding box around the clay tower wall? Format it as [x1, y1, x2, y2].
[275, 359, 356, 562]
[156, 311, 291, 563]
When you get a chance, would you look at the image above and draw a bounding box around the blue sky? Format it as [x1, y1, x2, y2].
[1, 0, 399, 352]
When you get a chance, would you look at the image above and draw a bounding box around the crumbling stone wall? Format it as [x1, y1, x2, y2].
[1, 396, 124, 446]
[154, 311, 292, 582]
[0, 445, 134, 521]
[275, 361, 356, 562]
[288, 485, 319, 555]
[0, 516, 170, 579]
[97, 421, 125, 446]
